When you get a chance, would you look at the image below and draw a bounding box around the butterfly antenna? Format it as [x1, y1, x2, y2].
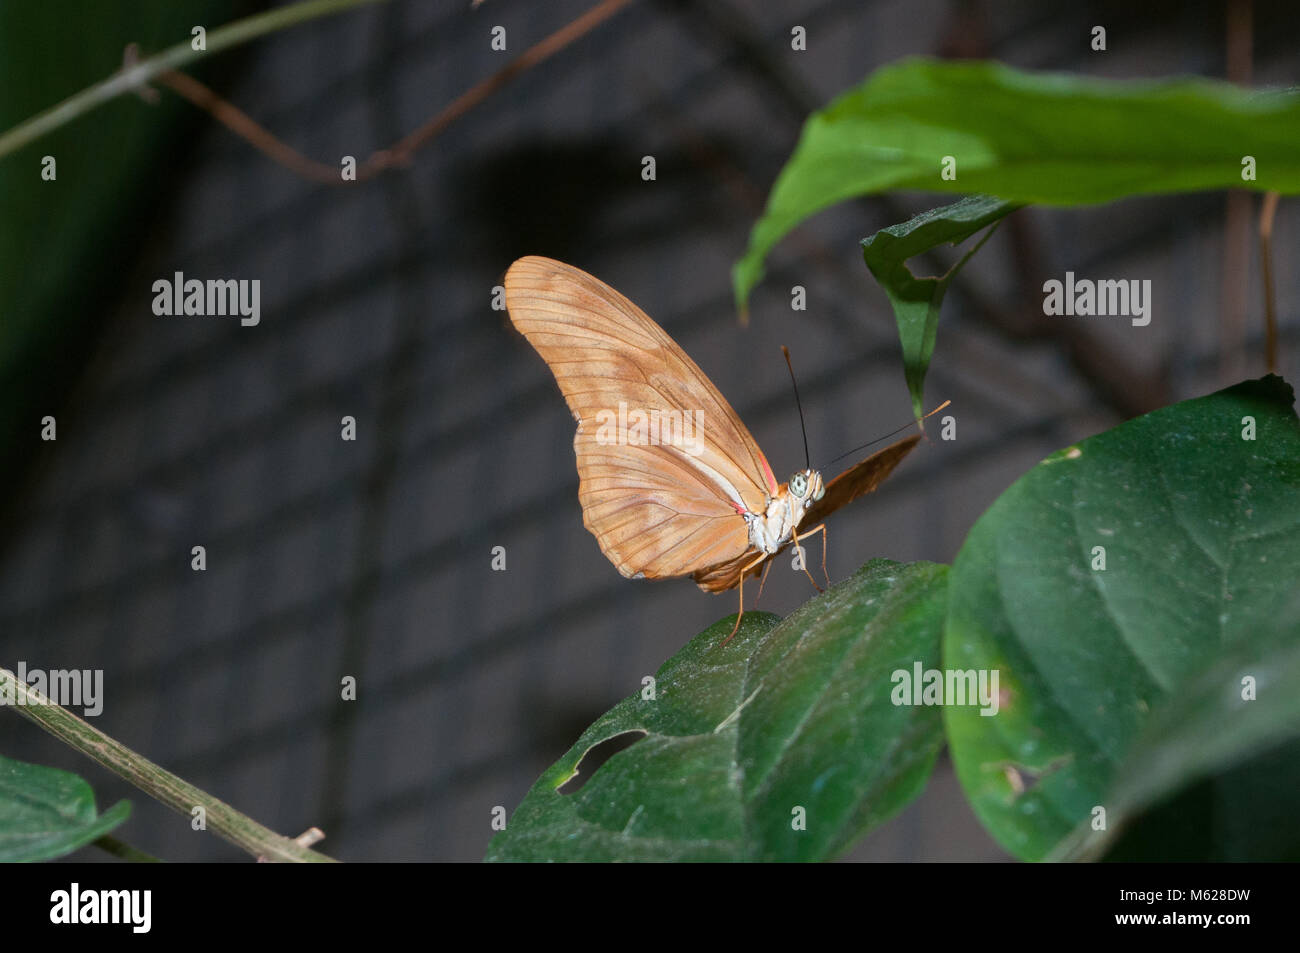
[781, 346, 811, 469]
[828, 400, 952, 466]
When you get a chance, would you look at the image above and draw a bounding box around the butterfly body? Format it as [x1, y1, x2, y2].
[743, 469, 822, 555]
[503, 256, 921, 621]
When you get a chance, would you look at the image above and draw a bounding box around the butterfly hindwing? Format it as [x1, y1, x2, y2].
[693, 435, 922, 592]
[803, 434, 922, 529]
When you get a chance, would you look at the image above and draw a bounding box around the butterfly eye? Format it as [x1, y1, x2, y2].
[789, 472, 807, 497]
[813, 480, 825, 501]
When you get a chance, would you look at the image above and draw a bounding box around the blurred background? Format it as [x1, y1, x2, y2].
[1, 0, 1296, 861]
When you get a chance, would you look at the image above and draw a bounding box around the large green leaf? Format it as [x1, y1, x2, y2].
[735, 58, 1300, 309]
[862, 195, 1016, 418]
[1053, 639, 1300, 861]
[487, 560, 949, 862]
[944, 375, 1300, 860]
[0, 753, 131, 862]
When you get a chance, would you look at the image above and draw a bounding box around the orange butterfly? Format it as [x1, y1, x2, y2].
[505, 256, 923, 640]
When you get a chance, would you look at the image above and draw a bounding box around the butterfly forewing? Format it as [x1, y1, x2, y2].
[504, 257, 779, 581]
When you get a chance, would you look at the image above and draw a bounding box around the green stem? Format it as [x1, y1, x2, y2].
[93, 834, 163, 863]
[0, 0, 388, 161]
[1, 666, 336, 863]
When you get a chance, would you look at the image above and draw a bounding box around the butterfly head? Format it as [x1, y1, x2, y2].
[788, 469, 825, 508]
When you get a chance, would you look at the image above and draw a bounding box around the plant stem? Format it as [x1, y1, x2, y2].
[1, 666, 336, 863]
[0, 0, 388, 161]
[1259, 190, 1280, 374]
[149, 0, 638, 184]
[93, 834, 163, 863]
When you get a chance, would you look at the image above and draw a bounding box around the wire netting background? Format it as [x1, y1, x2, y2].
[3, 0, 1297, 861]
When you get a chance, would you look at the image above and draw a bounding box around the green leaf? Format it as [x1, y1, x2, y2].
[734, 58, 1300, 309]
[487, 560, 949, 862]
[944, 375, 1300, 860]
[1052, 639, 1300, 861]
[862, 195, 1016, 418]
[0, 754, 131, 862]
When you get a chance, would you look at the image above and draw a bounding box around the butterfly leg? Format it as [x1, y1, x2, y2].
[724, 552, 771, 646]
[755, 557, 774, 602]
[816, 523, 831, 588]
[791, 523, 827, 593]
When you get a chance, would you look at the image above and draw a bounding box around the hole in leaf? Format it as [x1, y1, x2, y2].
[557, 730, 647, 795]
[999, 755, 1072, 798]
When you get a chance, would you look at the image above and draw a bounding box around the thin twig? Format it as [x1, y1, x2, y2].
[0, 0, 388, 161]
[377, 0, 636, 168]
[157, 70, 341, 183]
[1259, 190, 1280, 373]
[1219, 0, 1253, 383]
[1, 666, 336, 863]
[156, 0, 638, 184]
[93, 834, 163, 863]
